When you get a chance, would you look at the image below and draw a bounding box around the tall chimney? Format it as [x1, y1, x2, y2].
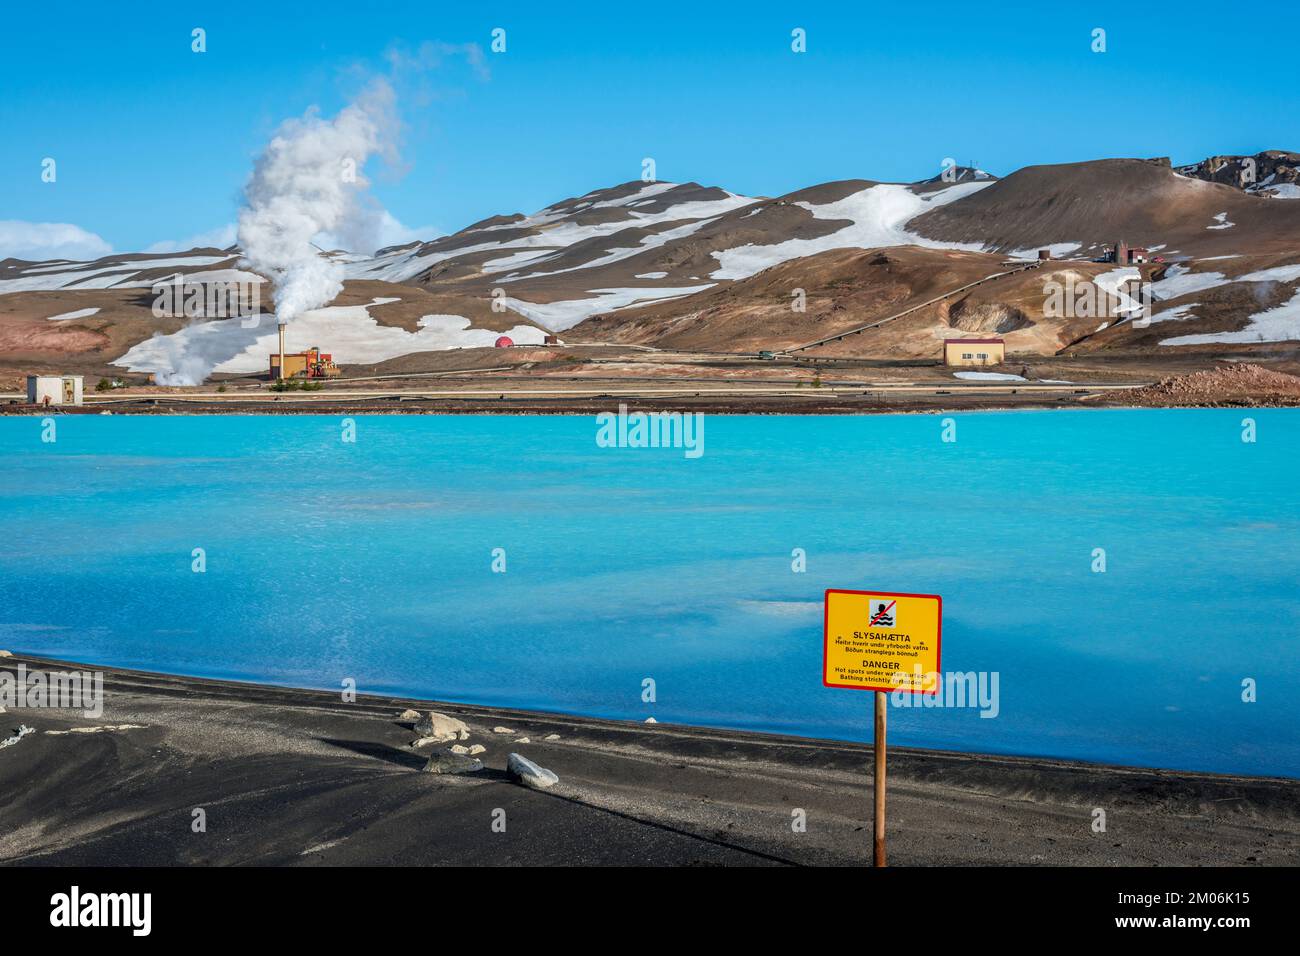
[278, 322, 286, 380]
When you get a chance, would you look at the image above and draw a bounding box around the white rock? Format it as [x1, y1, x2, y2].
[44, 724, 145, 735]
[544, 734, 561, 741]
[0, 650, 12, 658]
[397, 708, 422, 721]
[1, 725, 35, 749]
[507, 752, 559, 789]
[468, 744, 486, 755]
[414, 712, 470, 742]
[644, 717, 658, 724]
[515, 737, 530, 744]
[492, 726, 516, 734]
[410, 736, 443, 748]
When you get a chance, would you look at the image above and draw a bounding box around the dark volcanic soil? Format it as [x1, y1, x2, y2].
[1, 654, 1295, 866]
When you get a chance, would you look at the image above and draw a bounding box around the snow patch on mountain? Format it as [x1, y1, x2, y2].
[45, 307, 101, 322]
[1161, 289, 1300, 345]
[345, 182, 757, 284]
[498, 285, 713, 331]
[1155, 263, 1300, 302]
[115, 298, 544, 382]
[1009, 242, 1081, 260]
[0, 255, 233, 294]
[1147, 303, 1199, 324]
[709, 181, 992, 281]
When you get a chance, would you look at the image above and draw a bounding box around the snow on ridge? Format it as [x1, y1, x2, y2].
[709, 180, 993, 281]
[503, 214, 737, 282]
[18, 253, 230, 275]
[111, 268, 265, 290]
[345, 183, 757, 283]
[477, 181, 681, 235]
[491, 191, 755, 280]
[0, 255, 234, 293]
[498, 285, 714, 331]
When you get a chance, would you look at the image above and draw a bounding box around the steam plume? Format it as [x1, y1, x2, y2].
[237, 81, 397, 323]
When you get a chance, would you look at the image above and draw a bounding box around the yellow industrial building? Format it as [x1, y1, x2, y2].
[943, 337, 1005, 367]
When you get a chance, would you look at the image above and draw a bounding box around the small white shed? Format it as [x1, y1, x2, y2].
[27, 375, 84, 406]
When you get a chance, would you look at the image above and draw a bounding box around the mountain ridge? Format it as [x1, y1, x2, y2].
[3, 151, 1299, 382]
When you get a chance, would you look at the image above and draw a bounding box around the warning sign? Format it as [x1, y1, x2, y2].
[823, 589, 942, 693]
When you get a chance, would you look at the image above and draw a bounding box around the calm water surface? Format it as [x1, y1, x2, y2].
[1, 410, 1296, 777]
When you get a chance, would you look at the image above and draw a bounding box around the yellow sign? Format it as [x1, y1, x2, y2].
[823, 589, 942, 693]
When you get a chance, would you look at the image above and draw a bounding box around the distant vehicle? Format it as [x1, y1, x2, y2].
[758, 350, 776, 360]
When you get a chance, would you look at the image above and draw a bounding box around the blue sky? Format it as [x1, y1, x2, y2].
[2, 1, 1296, 258]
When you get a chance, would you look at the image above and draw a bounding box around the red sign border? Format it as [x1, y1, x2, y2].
[822, 588, 943, 694]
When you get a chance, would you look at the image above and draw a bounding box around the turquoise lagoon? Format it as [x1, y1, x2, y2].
[1, 410, 1296, 777]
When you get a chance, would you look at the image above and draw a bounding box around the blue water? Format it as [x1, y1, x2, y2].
[1, 410, 1297, 778]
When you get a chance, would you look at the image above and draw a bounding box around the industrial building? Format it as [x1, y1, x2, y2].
[943, 338, 1005, 367]
[26, 375, 83, 406]
[268, 347, 340, 380]
[267, 324, 340, 380]
[1111, 241, 1150, 265]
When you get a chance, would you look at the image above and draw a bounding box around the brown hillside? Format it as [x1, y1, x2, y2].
[569, 247, 1139, 357]
[909, 158, 1300, 258]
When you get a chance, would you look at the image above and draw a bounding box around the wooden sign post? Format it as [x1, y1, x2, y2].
[823, 589, 942, 868]
[874, 689, 887, 867]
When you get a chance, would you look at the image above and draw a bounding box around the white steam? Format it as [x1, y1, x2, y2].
[237, 81, 398, 324]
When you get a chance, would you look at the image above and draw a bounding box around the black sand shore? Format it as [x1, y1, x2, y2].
[1, 654, 1296, 867]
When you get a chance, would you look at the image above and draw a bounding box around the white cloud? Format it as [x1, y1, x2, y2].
[0, 220, 113, 262]
[145, 223, 238, 254]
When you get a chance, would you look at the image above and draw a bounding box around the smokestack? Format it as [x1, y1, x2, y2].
[278, 322, 286, 380]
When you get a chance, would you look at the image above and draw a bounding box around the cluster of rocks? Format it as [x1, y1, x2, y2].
[398, 709, 560, 787]
[1125, 363, 1300, 406]
[1175, 150, 1300, 197]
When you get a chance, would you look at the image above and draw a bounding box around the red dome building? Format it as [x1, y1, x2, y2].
[494, 335, 514, 348]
